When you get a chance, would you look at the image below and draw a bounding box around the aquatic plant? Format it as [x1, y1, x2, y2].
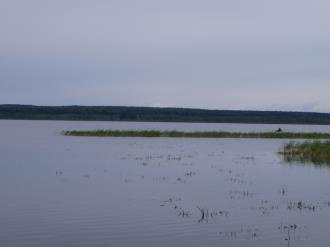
[280, 141, 330, 165]
[197, 207, 209, 223]
[63, 130, 330, 139]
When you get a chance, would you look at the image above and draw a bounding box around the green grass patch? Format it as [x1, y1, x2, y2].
[63, 130, 330, 139]
[280, 141, 330, 165]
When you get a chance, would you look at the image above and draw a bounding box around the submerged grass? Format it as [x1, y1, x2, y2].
[280, 141, 330, 165]
[63, 130, 330, 139]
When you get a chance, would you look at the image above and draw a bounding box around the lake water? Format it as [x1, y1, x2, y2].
[1, 120, 330, 247]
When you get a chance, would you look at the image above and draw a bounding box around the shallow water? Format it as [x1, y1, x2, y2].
[1, 120, 330, 247]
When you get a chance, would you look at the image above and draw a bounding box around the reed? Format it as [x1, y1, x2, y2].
[280, 141, 330, 164]
[63, 130, 330, 139]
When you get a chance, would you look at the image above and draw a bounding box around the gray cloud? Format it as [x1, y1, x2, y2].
[1, 0, 330, 111]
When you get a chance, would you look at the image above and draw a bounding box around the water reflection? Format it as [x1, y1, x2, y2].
[282, 154, 330, 167]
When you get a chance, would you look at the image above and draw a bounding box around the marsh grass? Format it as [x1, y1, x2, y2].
[63, 130, 330, 139]
[280, 141, 330, 165]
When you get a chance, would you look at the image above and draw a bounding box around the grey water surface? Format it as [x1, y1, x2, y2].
[1, 120, 330, 247]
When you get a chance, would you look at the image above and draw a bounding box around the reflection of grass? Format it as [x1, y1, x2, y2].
[63, 130, 330, 139]
[280, 141, 330, 165]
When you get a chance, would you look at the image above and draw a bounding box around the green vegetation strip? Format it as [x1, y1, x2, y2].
[63, 130, 330, 139]
[280, 141, 330, 164]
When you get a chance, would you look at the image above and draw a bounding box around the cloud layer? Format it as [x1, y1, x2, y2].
[1, 0, 330, 111]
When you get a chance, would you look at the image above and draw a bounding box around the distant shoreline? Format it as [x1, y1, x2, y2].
[2, 104, 330, 125]
[63, 130, 330, 139]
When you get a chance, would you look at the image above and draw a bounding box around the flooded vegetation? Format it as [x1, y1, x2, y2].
[2, 120, 330, 247]
[64, 129, 330, 139]
[281, 141, 330, 165]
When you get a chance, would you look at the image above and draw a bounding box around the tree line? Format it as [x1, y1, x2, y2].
[1, 104, 330, 124]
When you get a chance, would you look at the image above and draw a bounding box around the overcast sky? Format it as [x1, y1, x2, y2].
[1, 0, 330, 112]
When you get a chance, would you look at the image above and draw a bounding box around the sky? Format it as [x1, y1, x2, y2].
[1, 0, 330, 112]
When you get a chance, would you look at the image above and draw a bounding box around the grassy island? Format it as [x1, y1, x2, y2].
[63, 130, 330, 139]
[280, 141, 330, 164]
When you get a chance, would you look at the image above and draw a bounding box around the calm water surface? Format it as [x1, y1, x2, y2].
[1, 120, 330, 247]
